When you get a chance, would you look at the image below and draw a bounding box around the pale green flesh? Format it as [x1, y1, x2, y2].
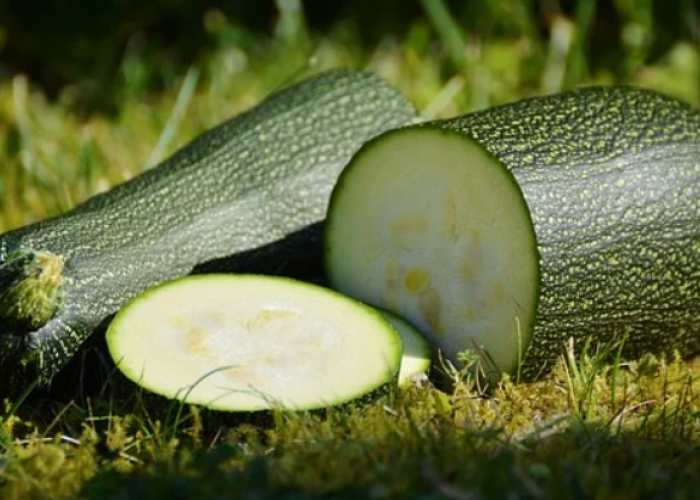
[107, 275, 402, 412]
[326, 130, 539, 375]
[377, 309, 431, 386]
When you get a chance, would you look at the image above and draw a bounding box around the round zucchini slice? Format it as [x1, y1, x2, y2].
[376, 309, 431, 387]
[107, 275, 402, 412]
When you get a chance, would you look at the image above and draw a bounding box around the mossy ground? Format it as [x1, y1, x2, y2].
[1, 2, 700, 498]
[3, 351, 700, 499]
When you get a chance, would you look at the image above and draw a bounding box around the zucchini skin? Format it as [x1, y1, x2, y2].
[433, 86, 700, 377]
[0, 69, 417, 388]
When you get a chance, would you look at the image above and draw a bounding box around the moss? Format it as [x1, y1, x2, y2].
[0, 352, 698, 498]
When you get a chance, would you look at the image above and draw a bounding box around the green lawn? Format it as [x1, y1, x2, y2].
[1, 4, 700, 498]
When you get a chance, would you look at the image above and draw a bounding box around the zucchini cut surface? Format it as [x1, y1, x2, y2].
[107, 275, 402, 412]
[377, 309, 431, 386]
[325, 129, 539, 375]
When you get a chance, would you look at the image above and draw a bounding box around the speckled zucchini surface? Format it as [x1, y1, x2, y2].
[0, 69, 417, 389]
[326, 86, 700, 379]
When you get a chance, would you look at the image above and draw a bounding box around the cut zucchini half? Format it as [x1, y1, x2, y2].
[106, 275, 402, 412]
[325, 128, 539, 376]
[377, 309, 431, 386]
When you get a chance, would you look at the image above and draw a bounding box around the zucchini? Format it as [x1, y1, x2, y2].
[107, 274, 402, 412]
[325, 86, 700, 379]
[376, 309, 431, 387]
[0, 69, 417, 389]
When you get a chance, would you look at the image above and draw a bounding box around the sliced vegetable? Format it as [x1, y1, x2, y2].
[325, 86, 700, 378]
[107, 274, 402, 412]
[377, 309, 431, 387]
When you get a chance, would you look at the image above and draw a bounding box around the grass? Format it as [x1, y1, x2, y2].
[2, 2, 700, 498]
[3, 352, 700, 499]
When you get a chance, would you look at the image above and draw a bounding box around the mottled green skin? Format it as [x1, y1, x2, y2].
[435, 86, 700, 378]
[0, 69, 417, 388]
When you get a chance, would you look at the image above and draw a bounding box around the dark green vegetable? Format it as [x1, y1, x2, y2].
[0, 69, 417, 390]
[325, 86, 700, 379]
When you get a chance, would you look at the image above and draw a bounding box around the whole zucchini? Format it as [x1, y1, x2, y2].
[0, 69, 417, 390]
[325, 86, 700, 379]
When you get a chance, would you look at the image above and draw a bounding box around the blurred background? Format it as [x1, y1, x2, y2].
[0, 0, 698, 230]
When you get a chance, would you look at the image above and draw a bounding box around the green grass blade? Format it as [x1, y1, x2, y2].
[419, 0, 468, 70]
[144, 67, 200, 169]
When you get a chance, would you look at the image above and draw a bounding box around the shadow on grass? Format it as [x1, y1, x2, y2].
[76, 417, 700, 500]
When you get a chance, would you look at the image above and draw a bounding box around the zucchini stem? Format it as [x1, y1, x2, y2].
[0, 249, 65, 332]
